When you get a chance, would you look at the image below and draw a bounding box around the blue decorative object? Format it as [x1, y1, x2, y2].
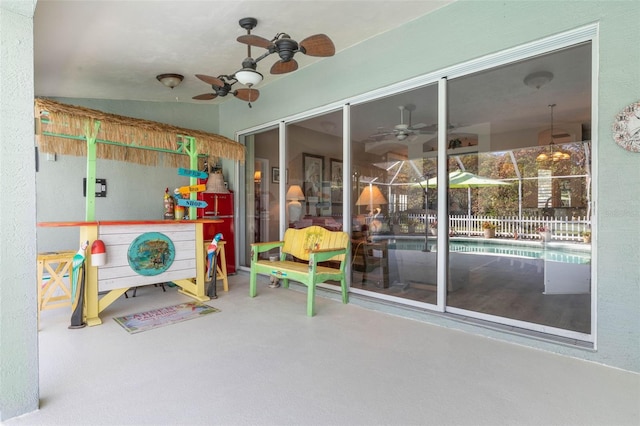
[128, 232, 175, 276]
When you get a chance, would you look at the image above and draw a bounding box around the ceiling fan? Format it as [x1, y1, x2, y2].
[193, 17, 335, 106]
[236, 19, 335, 75]
[369, 106, 430, 141]
[192, 74, 259, 103]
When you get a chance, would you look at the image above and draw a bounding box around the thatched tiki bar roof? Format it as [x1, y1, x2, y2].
[34, 98, 244, 168]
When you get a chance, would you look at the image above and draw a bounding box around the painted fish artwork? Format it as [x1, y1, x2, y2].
[127, 232, 175, 276]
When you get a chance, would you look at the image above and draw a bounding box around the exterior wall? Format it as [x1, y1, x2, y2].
[219, 1, 640, 372]
[0, 0, 39, 420]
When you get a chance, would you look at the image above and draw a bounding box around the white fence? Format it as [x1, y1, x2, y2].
[406, 214, 591, 242]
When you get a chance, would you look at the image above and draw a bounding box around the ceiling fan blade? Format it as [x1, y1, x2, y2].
[369, 126, 395, 140]
[237, 34, 273, 49]
[192, 93, 218, 101]
[369, 133, 394, 141]
[270, 59, 299, 75]
[195, 74, 225, 87]
[421, 123, 456, 132]
[299, 34, 335, 57]
[409, 123, 428, 130]
[234, 88, 260, 102]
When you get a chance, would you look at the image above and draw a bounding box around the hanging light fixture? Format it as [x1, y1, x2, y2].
[524, 71, 553, 90]
[235, 57, 263, 87]
[156, 73, 184, 89]
[537, 103, 570, 162]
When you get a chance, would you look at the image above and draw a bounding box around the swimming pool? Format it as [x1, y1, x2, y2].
[380, 237, 591, 264]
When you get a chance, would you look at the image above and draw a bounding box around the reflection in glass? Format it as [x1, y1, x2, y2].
[240, 39, 592, 339]
[286, 111, 343, 232]
[445, 42, 592, 335]
[350, 84, 439, 304]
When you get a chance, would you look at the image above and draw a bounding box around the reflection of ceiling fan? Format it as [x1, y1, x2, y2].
[193, 17, 335, 107]
[369, 106, 430, 141]
[418, 122, 463, 133]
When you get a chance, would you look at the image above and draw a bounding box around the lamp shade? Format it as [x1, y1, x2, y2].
[205, 172, 229, 193]
[235, 69, 263, 87]
[286, 185, 305, 223]
[286, 185, 305, 201]
[356, 185, 387, 209]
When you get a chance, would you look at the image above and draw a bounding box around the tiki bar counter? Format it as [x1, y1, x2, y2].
[38, 219, 222, 326]
[35, 99, 244, 326]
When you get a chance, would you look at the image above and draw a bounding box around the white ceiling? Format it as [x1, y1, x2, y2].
[34, 1, 591, 150]
[34, 0, 454, 104]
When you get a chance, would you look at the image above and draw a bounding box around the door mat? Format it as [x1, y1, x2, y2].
[114, 301, 220, 334]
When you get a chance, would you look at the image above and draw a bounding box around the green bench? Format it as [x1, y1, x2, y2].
[249, 226, 350, 316]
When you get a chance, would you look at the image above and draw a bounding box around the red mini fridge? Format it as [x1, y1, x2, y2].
[197, 191, 236, 274]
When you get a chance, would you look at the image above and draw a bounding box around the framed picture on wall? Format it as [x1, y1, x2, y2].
[272, 167, 288, 184]
[330, 158, 343, 202]
[303, 153, 324, 198]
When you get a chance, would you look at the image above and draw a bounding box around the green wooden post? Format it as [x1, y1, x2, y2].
[85, 120, 101, 221]
[179, 135, 199, 219]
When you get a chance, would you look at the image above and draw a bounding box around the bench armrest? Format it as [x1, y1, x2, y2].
[251, 241, 284, 252]
[250, 241, 284, 263]
[309, 247, 348, 263]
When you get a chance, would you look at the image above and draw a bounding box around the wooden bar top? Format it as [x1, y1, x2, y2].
[38, 219, 223, 227]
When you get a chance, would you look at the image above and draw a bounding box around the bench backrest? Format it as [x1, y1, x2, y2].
[282, 226, 349, 263]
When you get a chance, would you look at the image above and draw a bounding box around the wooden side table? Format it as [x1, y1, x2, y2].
[362, 241, 389, 288]
[37, 250, 77, 326]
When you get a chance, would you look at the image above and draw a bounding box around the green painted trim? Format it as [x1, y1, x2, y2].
[85, 120, 100, 221]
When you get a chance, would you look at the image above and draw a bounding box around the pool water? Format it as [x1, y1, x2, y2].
[384, 239, 591, 264]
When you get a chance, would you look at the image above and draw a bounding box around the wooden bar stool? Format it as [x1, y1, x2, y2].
[37, 250, 76, 326]
[203, 240, 229, 292]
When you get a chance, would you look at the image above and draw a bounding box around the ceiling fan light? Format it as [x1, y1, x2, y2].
[235, 69, 263, 87]
[156, 73, 184, 89]
[396, 132, 408, 141]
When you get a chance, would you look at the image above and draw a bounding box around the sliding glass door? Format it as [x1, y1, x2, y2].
[445, 42, 592, 337]
[238, 35, 593, 341]
[350, 85, 440, 306]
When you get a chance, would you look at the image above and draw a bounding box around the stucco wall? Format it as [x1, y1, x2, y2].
[0, 1, 39, 420]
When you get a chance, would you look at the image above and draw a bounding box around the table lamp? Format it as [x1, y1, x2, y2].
[286, 185, 305, 223]
[356, 184, 387, 213]
[355, 184, 387, 235]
